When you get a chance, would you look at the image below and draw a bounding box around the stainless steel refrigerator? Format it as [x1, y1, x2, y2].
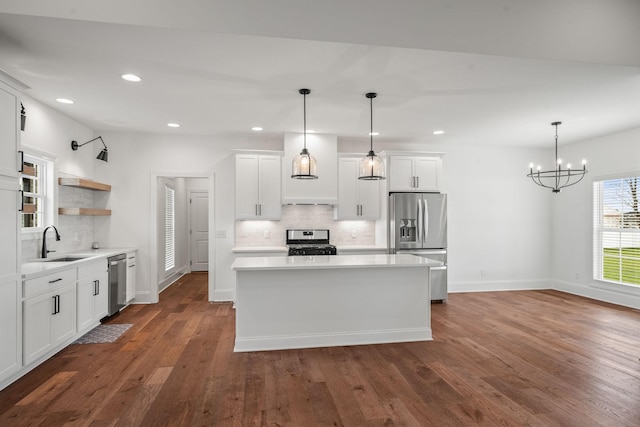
[388, 192, 448, 301]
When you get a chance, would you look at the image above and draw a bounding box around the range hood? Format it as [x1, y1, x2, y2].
[282, 133, 338, 205]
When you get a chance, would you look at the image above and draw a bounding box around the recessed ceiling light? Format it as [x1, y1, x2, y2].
[433, 130, 445, 135]
[251, 127, 263, 131]
[121, 73, 142, 82]
[56, 98, 74, 104]
[369, 132, 380, 136]
[167, 123, 180, 128]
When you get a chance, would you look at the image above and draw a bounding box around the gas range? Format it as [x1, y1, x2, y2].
[286, 229, 337, 256]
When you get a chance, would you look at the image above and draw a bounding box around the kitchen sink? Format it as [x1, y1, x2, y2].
[41, 256, 88, 263]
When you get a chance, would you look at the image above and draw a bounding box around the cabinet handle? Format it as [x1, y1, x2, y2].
[411, 176, 415, 188]
[416, 176, 420, 188]
[52, 295, 60, 315]
[94, 280, 99, 296]
[48, 278, 63, 284]
[129, 264, 135, 268]
[18, 151, 24, 172]
[18, 190, 24, 212]
[255, 204, 259, 216]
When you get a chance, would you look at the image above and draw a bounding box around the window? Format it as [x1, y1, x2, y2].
[21, 153, 53, 230]
[593, 177, 640, 286]
[164, 184, 175, 272]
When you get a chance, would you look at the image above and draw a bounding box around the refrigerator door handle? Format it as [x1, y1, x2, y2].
[417, 197, 422, 241]
[423, 198, 429, 242]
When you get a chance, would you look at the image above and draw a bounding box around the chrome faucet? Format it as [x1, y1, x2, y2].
[42, 225, 61, 258]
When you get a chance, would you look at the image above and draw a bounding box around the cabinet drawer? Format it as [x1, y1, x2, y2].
[78, 259, 108, 280]
[23, 268, 76, 298]
[126, 252, 136, 266]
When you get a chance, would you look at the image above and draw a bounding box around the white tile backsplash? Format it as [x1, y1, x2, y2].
[235, 205, 376, 247]
[22, 185, 97, 260]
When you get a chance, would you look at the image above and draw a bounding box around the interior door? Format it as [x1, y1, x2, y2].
[189, 190, 209, 272]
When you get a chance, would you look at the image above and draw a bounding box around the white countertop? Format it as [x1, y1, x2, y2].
[336, 246, 388, 253]
[232, 253, 443, 271]
[22, 248, 136, 279]
[232, 246, 288, 254]
[232, 245, 387, 254]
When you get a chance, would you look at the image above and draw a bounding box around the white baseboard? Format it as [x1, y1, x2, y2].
[211, 289, 234, 302]
[234, 327, 432, 352]
[552, 280, 640, 310]
[450, 279, 551, 293]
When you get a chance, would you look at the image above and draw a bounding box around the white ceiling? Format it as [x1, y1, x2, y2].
[1, 1, 640, 148]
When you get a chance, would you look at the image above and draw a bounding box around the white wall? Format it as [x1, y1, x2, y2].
[341, 140, 553, 293]
[93, 131, 281, 303]
[551, 127, 640, 309]
[20, 95, 100, 260]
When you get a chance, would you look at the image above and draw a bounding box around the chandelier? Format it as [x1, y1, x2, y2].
[527, 121, 587, 193]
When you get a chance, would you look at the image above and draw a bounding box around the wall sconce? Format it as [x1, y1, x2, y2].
[20, 103, 26, 131]
[71, 136, 108, 162]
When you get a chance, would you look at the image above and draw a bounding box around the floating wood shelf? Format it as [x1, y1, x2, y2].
[22, 203, 37, 214]
[58, 177, 111, 191]
[22, 165, 37, 177]
[58, 208, 112, 216]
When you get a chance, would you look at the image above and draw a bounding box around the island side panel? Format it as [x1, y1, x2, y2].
[234, 265, 431, 352]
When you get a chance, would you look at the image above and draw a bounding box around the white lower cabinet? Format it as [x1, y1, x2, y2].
[77, 260, 109, 333]
[126, 251, 136, 303]
[23, 282, 76, 365]
[0, 278, 20, 384]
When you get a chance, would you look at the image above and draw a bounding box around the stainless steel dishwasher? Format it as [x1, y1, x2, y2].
[107, 253, 127, 316]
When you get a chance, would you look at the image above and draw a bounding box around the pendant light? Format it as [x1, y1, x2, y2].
[358, 92, 386, 180]
[291, 88, 318, 179]
[527, 121, 587, 193]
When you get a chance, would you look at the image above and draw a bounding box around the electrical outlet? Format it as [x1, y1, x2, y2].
[574, 272, 580, 280]
[351, 229, 357, 239]
[215, 230, 226, 239]
[481, 269, 487, 277]
[264, 230, 270, 239]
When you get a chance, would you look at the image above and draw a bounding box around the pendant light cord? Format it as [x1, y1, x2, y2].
[369, 95, 373, 153]
[303, 91, 307, 150]
[554, 122, 560, 190]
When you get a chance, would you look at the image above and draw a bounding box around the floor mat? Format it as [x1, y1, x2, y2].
[73, 324, 132, 344]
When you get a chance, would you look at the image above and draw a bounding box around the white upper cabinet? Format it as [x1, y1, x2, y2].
[0, 79, 21, 179]
[335, 156, 381, 220]
[282, 133, 338, 204]
[387, 154, 443, 192]
[235, 153, 282, 220]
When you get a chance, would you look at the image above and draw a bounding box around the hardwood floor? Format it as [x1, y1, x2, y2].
[1, 273, 639, 426]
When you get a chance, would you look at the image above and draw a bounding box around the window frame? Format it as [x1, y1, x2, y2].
[20, 149, 57, 235]
[593, 173, 640, 293]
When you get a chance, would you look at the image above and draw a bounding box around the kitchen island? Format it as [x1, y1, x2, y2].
[231, 253, 442, 352]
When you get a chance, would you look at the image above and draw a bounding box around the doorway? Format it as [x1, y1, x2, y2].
[152, 175, 211, 301]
